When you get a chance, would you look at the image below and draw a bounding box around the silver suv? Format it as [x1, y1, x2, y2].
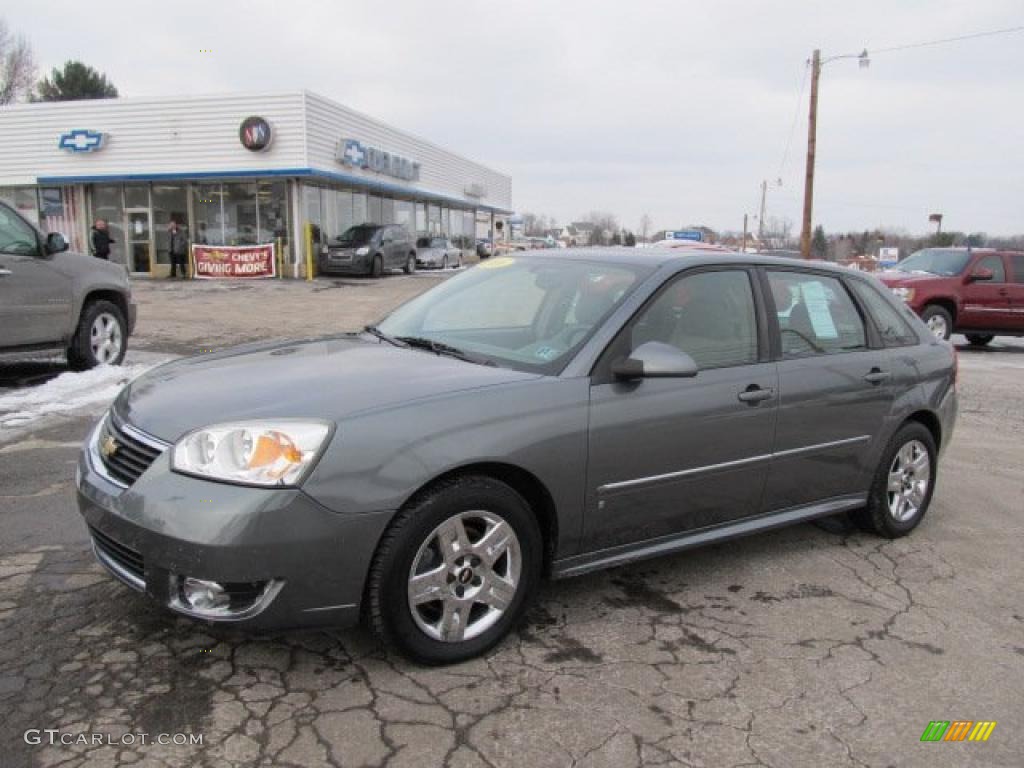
[0, 201, 136, 369]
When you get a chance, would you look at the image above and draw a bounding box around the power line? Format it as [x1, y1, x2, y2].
[870, 24, 1024, 56]
[776, 59, 810, 181]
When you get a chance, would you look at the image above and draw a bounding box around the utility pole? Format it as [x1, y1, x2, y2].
[742, 213, 748, 253]
[757, 180, 767, 241]
[800, 49, 822, 260]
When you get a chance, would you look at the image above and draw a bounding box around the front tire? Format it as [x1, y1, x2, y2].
[366, 476, 542, 665]
[920, 304, 952, 341]
[966, 334, 994, 347]
[370, 254, 383, 278]
[852, 422, 937, 538]
[67, 300, 127, 370]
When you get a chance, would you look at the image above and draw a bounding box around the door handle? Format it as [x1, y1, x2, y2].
[864, 369, 891, 385]
[998, 288, 1008, 296]
[737, 385, 774, 404]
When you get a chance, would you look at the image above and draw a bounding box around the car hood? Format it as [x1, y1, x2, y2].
[876, 270, 952, 287]
[115, 335, 541, 441]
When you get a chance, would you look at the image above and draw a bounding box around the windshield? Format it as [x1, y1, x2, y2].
[376, 256, 649, 373]
[896, 249, 971, 276]
[335, 225, 380, 247]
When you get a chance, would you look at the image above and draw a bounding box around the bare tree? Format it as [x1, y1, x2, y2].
[0, 19, 35, 105]
[639, 213, 652, 243]
[581, 211, 619, 245]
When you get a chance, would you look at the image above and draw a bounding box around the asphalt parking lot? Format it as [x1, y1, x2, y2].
[1, 275, 1022, 768]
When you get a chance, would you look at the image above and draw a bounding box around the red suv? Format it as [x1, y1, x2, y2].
[877, 248, 1024, 345]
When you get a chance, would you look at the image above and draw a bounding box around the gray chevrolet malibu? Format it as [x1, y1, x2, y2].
[77, 250, 957, 664]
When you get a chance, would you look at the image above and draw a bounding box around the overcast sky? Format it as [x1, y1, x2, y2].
[6, 1, 1024, 235]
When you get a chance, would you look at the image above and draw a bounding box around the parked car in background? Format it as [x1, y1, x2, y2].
[475, 239, 492, 259]
[320, 224, 416, 277]
[415, 236, 462, 270]
[877, 247, 1024, 344]
[78, 250, 956, 664]
[0, 201, 136, 369]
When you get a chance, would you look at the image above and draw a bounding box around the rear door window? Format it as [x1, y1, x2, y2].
[767, 271, 867, 357]
[1010, 254, 1024, 283]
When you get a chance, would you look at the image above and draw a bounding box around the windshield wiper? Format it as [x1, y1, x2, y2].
[364, 325, 408, 348]
[395, 336, 495, 366]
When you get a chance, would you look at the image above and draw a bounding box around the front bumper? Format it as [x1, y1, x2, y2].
[318, 252, 371, 275]
[75, 418, 393, 630]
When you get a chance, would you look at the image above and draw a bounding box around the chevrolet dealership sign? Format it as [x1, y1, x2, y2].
[338, 139, 420, 182]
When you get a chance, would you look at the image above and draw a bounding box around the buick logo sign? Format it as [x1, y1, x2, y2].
[239, 116, 273, 152]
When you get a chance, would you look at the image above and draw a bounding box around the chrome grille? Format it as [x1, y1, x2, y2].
[97, 416, 166, 487]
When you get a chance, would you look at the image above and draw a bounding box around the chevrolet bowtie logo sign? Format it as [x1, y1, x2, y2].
[58, 129, 106, 153]
[100, 434, 119, 459]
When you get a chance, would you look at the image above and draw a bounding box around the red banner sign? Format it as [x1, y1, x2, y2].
[192, 244, 276, 279]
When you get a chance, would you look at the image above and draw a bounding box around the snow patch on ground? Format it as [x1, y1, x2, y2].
[0, 352, 174, 438]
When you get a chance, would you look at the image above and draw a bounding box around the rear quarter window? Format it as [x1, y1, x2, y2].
[848, 279, 919, 347]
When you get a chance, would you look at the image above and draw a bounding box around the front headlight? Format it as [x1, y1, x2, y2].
[171, 421, 331, 487]
[355, 246, 370, 256]
[891, 287, 915, 302]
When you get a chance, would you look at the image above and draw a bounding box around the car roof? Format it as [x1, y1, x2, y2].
[522, 247, 862, 276]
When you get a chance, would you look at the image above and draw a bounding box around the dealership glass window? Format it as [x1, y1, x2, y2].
[367, 194, 382, 225]
[0, 186, 41, 226]
[381, 198, 395, 225]
[415, 203, 427, 234]
[151, 184, 189, 265]
[352, 192, 368, 225]
[123, 185, 149, 210]
[224, 183, 258, 245]
[441, 208, 451, 237]
[192, 183, 222, 245]
[321, 188, 339, 244]
[427, 204, 441, 233]
[258, 180, 289, 245]
[36, 186, 86, 253]
[394, 199, 414, 236]
[464, 211, 475, 247]
[335, 189, 354, 238]
[91, 185, 126, 264]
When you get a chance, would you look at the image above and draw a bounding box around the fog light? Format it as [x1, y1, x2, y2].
[181, 577, 230, 611]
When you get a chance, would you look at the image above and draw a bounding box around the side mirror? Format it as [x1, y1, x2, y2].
[611, 341, 699, 380]
[45, 232, 69, 254]
[967, 266, 994, 282]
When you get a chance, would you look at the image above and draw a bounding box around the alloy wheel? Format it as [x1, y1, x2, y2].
[926, 314, 947, 339]
[407, 510, 521, 642]
[90, 312, 123, 364]
[886, 440, 931, 522]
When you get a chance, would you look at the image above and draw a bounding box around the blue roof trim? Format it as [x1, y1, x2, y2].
[35, 167, 513, 214]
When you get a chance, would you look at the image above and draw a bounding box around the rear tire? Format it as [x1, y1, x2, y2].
[366, 475, 542, 665]
[920, 304, 952, 341]
[404, 253, 416, 274]
[67, 300, 127, 370]
[966, 334, 994, 347]
[851, 422, 937, 538]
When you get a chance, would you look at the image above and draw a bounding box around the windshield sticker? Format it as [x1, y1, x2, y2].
[535, 346, 559, 360]
[478, 257, 515, 269]
[800, 281, 838, 339]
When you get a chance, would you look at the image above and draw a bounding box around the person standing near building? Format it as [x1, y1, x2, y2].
[168, 220, 189, 278]
[90, 219, 115, 260]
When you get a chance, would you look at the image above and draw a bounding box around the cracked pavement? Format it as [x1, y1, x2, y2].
[1, 279, 1023, 767]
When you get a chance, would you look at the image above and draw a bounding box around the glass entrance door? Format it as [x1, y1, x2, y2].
[125, 208, 153, 274]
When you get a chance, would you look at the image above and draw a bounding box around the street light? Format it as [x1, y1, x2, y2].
[799, 48, 870, 259]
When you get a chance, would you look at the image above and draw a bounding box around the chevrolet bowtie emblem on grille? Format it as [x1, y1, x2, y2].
[100, 434, 119, 459]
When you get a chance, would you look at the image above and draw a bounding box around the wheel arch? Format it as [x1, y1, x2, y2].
[902, 409, 942, 452]
[400, 462, 559, 576]
[76, 289, 129, 336]
[922, 297, 957, 323]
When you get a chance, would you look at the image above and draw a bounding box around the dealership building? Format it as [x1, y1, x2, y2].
[0, 91, 512, 277]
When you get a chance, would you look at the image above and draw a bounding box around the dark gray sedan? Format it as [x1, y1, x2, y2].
[77, 250, 957, 664]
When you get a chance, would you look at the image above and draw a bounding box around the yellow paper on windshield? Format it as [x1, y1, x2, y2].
[800, 281, 838, 339]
